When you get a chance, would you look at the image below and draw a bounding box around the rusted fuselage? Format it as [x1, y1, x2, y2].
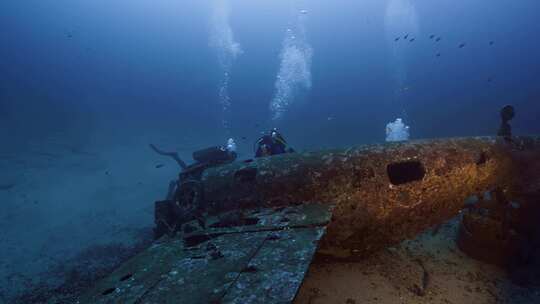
[171, 136, 540, 259]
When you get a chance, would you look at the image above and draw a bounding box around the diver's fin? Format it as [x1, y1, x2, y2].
[149, 144, 188, 170]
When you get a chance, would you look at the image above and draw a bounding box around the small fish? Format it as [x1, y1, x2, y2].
[409, 38, 415, 42]
[0, 184, 15, 191]
[241, 136, 247, 140]
[404, 34, 409, 39]
[458, 43, 466, 48]
[489, 41, 494, 46]
[395, 37, 400, 42]
[65, 30, 74, 39]
[429, 34, 435, 39]
[487, 77, 493, 82]
[436, 53, 441, 57]
[435, 37, 441, 42]
[155, 164, 164, 169]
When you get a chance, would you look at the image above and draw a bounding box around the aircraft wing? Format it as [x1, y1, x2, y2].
[77, 203, 333, 304]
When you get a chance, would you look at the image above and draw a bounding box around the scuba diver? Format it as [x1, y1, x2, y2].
[497, 105, 515, 141]
[150, 138, 237, 171]
[254, 128, 295, 158]
[150, 138, 237, 205]
[151, 138, 238, 237]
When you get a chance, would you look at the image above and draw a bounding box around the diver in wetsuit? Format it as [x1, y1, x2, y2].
[497, 105, 515, 141]
[149, 138, 238, 202]
[151, 138, 238, 237]
[254, 128, 295, 158]
[150, 139, 237, 171]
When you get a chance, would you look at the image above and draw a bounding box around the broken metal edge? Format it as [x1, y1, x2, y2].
[77, 203, 333, 304]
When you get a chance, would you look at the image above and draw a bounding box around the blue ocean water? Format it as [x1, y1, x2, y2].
[0, 0, 539, 302]
[2, 0, 539, 149]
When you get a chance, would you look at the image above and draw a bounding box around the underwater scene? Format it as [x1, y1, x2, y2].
[1, 0, 540, 303]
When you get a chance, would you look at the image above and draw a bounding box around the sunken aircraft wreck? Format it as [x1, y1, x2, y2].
[78, 135, 540, 304]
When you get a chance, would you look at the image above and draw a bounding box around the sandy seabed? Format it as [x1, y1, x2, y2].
[295, 218, 540, 304]
[0, 133, 199, 303]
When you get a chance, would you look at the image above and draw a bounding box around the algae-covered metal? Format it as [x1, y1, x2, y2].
[78, 204, 332, 304]
[178, 137, 540, 258]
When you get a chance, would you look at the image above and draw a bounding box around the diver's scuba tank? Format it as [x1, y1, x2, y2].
[192, 139, 237, 165]
[271, 128, 287, 146]
[192, 146, 231, 163]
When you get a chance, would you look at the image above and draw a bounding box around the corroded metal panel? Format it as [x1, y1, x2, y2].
[222, 228, 326, 304]
[76, 238, 191, 304]
[78, 203, 331, 304]
[136, 232, 270, 304]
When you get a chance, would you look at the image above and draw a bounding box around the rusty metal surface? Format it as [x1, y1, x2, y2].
[191, 136, 540, 258]
[77, 203, 331, 304]
[456, 137, 540, 268]
[220, 228, 326, 304]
